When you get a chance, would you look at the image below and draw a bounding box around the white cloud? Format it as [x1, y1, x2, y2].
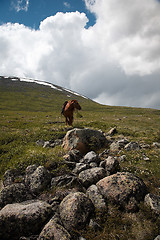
[1, 0, 160, 109]
[11, 0, 29, 12]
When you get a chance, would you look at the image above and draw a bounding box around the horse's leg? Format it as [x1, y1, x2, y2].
[69, 115, 73, 126]
[65, 117, 68, 125]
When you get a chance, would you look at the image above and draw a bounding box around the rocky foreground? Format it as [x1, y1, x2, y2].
[0, 128, 160, 240]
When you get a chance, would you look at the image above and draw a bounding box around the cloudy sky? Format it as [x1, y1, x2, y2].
[0, 0, 160, 109]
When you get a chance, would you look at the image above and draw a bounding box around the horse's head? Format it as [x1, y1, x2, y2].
[71, 100, 81, 110]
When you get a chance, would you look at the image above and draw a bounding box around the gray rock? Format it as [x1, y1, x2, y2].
[107, 127, 117, 136]
[63, 149, 83, 163]
[82, 151, 100, 164]
[144, 193, 160, 214]
[105, 156, 120, 175]
[72, 163, 90, 174]
[0, 200, 53, 240]
[90, 162, 98, 168]
[51, 174, 79, 188]
[59, 192, 94, 231]
[3, 169, 22, 187]
[97, 172, 147, 212]
[63, 128, 108, 154]
[152, 142, 160, 148]
[119, 155, 127, 162]
[86, 185, 107, 211]
[154, 236, 160, 240]
[110, 141, 121, 152]
[38, 213, 71, 240]
[0, 183, 33, 209]
[124, 141, 141, 151]
[78, 167, 106, 188]
[25, 165, 51, 195]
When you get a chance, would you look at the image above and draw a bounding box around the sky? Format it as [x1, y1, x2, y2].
[0, 0, 160, 109]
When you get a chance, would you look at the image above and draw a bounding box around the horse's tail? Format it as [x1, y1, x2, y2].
[61, 101, 68, 115]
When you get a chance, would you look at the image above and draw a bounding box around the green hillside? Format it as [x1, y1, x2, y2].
[0, 76, 160, 239]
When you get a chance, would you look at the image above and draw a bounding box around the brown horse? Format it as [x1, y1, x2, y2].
[61, 100, 81, 126]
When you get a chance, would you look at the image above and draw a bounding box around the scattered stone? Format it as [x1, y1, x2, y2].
[86, 185, 107, 211]
[119, 155, 127, 162]
[59, 192, 94, 231]
[110, 141, 121, 152]
[63, 128, 108, 154]
[0, 183, 33, 210]
[0, 200, 53, 240]
[63, 149, 83, 163]
[144, 193, 160, 214]
[99, 149, 110, 159]
[124, 141, 141, 151]
[25, 166, 51, 195]
[78, 167, 106, 188]
[72, 163, 90, 175]
[97, 172, 147, 211]
[43, 141, 50, 148]
[81, 151, 100, 165]
[105, 156, 120, 175]
[107, 127, 117, 136]
[152, 142, 160, 148]
[3, 169, 23, 187]
[51, 174, 80, 188]
[36, 139, 45, 147]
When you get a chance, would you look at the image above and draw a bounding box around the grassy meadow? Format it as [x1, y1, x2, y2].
[0, 77, 160, 239]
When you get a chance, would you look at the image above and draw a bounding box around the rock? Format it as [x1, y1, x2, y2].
[110, 141, 121, 152]
[3, 169, 23, 187]
[96, 172, 147, 211]
[38, 213, 71, 240]
[78, 167, 106, 188]
[63, 128, 107, 154]
[81, 151, 100, 165]
[72, 163, 90, 174]
[124, 141, 141, 151]
[119, 155, 127, 162]
[110, 139, 129, 152]
[154, 236, 160, 240]
[99, 149, 110, 159]
[25, 165, 51, 195]
[105, 156, 120, 175]
[51, 174, 80, 188]
[107, 127, 117, 136]
[86, 185, 107, 211]
[152, 142, 160, 148]
[0, 183, 33, 209]
[144, 193, 160, 214]
[0, 200, 53, 240]
[59, 192, 94, 231]
[63, 149, 83, 163]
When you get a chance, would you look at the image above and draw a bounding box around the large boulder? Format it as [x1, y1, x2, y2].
[25, 165, 51, 195]
[86, 185, 107, 211]
[59, 192, 94, 231]
[38, 214, 71, 240]
[78, 167, 106, 188]
[63, 128, 107, 154]
[96, 172, 147, 211]
[0, 183, 33, 210]
[0, 200, 53, 240]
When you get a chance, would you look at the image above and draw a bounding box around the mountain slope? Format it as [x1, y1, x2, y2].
[0, 76, 98, 112]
